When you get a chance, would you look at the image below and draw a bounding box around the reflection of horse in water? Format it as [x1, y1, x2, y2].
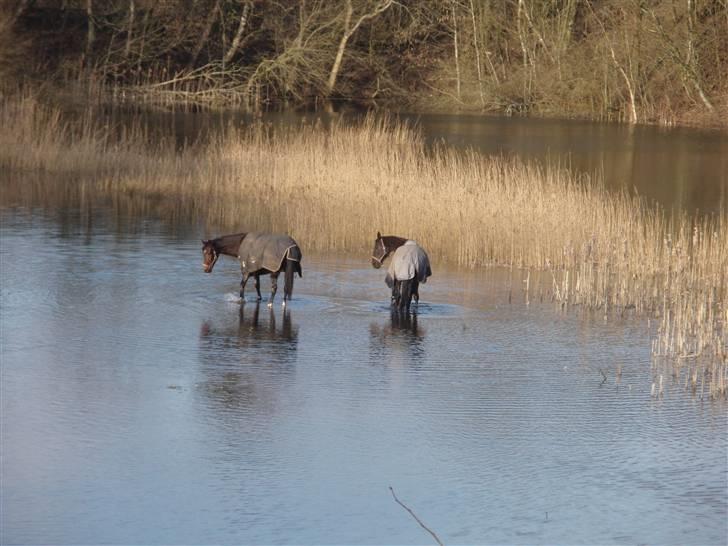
[369, 310, 426, 362]
[197, 304, 299, 415]
[199, 303, 298, 351]
[371, 232, 432, 313]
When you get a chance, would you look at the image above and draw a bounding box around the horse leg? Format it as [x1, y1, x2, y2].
[399, 280, 412, 313]
[240, 272, 250, 301]
[391, 281, 400, 308]
[254, 274, 262, 301]
[268, 272, 279, 307]
[412, 278, 420, 311]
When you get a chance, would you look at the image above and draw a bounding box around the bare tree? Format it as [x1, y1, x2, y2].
[190, 0, 221, 67]
[86, 0, 95, 59]
[224, 0, 253, 64]
[646, 1, 715, 112]
[451, 0, 461, 100]
[327, 0, 394, 95]
[124, 0, 135, 59]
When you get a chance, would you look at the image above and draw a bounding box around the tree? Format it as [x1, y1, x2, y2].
[326, 0, 394, 95]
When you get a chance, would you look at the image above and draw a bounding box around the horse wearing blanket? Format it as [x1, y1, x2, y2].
[371, 232, 432, 313]
[202, 232, 302, 306]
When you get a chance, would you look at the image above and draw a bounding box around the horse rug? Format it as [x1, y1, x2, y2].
[238, 233, 300, 275]
[385, 240, 432, 287]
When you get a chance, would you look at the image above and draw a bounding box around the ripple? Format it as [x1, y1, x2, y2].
[2, 209, 726, 546]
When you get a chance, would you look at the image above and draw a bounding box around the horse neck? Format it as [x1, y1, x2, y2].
[214, 233, 246, 256]
[383, 236, 407, 254]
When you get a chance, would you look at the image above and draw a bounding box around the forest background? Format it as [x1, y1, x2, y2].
[2, 0, 726, 126]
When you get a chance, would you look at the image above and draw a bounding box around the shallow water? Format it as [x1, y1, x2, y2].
[1, 208, 726, 545]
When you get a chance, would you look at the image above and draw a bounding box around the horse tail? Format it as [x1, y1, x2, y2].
[284, 245, 301, 299]
[398, 279, 413, 311]
[284, 258, 295, 299]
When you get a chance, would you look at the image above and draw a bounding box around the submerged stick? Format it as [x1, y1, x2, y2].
[388, 486, 444, 546]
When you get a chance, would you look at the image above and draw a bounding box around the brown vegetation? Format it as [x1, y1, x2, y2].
[1, 92, 725, 396]
[3, 0, 727, 126]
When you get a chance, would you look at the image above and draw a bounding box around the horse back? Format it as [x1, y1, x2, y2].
[387, 241, 431, 283]
[239, 232, 301, 274]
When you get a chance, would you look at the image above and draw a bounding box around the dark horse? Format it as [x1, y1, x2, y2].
[202, 232, 302, 306]
[371, 231, 432, 313]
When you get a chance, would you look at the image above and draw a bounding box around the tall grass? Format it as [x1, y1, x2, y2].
[2, 92, 726, 397]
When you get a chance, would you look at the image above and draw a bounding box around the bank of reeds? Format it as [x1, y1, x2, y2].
[1, 92, 726, 397]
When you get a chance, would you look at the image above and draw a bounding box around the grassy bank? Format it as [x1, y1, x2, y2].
[1, 92, 726, 397]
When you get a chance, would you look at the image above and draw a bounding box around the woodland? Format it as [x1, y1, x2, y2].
[2, 0, 727, 125]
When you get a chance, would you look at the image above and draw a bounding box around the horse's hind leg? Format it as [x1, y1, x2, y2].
[254, 274, 262, 301]
[412, 278, 420, 311]
[399, 280, 413, 313]
[268, 272, 279, 307]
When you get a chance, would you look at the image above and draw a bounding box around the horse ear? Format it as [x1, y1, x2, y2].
[377, 231, 381, 239]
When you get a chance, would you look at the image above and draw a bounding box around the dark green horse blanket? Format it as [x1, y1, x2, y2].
[238, 233, 301, 275]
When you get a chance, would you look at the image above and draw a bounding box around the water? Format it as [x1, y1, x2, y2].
[101, 107, 728, 214]
[404, 113, 728, 215]
[2, 209, 726, 545]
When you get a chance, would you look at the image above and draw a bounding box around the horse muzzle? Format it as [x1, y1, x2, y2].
[371, 259, 382, 269]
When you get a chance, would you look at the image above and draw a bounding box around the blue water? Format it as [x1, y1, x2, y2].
[1, 208, 726, 545]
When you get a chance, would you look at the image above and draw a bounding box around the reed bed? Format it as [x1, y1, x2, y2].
[2, 92, 726, 397]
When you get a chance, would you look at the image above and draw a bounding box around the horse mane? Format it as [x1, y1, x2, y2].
[212, 232, 247, 257]
[382, 235, 408, 251]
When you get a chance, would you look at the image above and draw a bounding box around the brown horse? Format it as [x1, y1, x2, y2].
[371, 231, 432, 312]
[202, 232, 302, 306]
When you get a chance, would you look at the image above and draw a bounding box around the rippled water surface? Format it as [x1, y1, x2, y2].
[1, 209, 726, 545]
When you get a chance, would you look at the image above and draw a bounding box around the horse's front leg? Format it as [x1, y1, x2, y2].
[240, 272, 250, 301]
[254, 274, 262, 301]
[268, 272, 279, 307]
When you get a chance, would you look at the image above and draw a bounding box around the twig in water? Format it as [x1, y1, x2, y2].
[599, 368, 607, 385]
[388, 486, 444, 546]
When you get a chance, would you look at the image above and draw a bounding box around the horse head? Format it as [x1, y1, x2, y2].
[371, 231, 387, 269]
[201, 239, 219, 273]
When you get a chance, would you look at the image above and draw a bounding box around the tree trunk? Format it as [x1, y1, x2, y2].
[451, 1, 461, 101]
[86, 0, 95, 59]
[189, 0, 221, 68]
[468, 0, 486, 107]
[124, 0, 135, 59]
[223, 1, 253, 64]
[327, 0, 393, 95]
[327, 0, 354, 93]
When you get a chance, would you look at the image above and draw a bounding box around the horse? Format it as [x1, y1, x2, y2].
[202, 232, 302, 306]
[371, 231, 432, 313]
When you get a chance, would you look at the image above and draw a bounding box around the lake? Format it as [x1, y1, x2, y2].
[1, 111, 726, 544]
[1, 207, 725, 545]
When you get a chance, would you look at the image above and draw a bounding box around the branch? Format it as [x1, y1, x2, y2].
[347, 0, 395, 40]
[388, 486, 444, 546]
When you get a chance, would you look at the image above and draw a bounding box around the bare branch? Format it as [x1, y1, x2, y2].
[389, 486, 444, 546]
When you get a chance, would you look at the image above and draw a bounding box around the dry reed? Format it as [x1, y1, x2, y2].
[1, 92, 726, 397]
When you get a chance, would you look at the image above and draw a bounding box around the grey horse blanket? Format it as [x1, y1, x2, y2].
[238, 233, 301, 275]
[385, 240, 432, 288]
